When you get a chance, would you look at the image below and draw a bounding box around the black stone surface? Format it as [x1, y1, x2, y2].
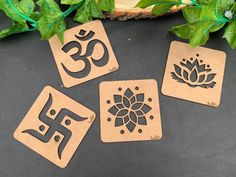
[1, 11, 236, 177]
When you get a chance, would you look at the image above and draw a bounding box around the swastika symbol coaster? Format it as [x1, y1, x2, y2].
[100, 79, 162, 143]
[49, 20, 119, 88]
[162, 41, 226, 107]
[14, 86, 96, 168]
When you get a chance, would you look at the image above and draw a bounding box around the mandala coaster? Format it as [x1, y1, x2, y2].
[14, 86, 96, 168]
[100, 79, 162, 143]
[162, 41, 226, 107]
[49, 20, 119, 88]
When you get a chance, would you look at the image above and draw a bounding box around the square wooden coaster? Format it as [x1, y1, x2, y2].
[49, 20, 119, 88]
[100, 79, 162, 143]
[14, 86, 96, 168]
[162, 41, 226, 107]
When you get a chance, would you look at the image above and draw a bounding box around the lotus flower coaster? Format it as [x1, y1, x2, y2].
[162, 41, 226, 107]
[49, 20, 119, 88]
[14, 86, 96, 168]
[100, 79, 162, 143]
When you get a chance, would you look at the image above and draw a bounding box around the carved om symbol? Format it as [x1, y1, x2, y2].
[61, 29, 109, 78]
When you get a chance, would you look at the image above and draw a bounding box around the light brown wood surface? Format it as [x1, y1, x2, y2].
[49, 20, 119, 88]
[100, 79, 162, 143]
[14, 86, 96, 168]
[161, 41, 226, 107]
[107, 0, 188, 20]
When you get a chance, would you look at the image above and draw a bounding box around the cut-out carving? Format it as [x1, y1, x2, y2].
[108, 88, 150, 133]
[14, 86, 96, 168]
[161, 41, 226, 107]
[61, 30, 109, 79]
[171, 54, 217, 88]
[22, 93, 87, 159]
[100, 79, 162, 143]
[49, 20, 119, 88]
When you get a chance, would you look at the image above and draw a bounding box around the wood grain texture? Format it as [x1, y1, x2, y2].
[14, 86, 96, 168]
[100, 79, 162, 143]
[161, 41, 226, 107]
[106, 0, 188, 20]
[49, 20, 119, 88]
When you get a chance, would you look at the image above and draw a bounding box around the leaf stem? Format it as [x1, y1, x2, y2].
[62, 2, 84, 18]
[45, 2, 83, 35]
[6, 0, 38, 27]
[189, 0, 202, 8]
[25, 27, 37, 32]
[47, 2, 84, 30]
[214, 0, 230, 23]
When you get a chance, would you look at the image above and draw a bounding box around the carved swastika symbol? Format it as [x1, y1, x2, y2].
[49, 20, 119, 88]
[22, 93, 88, 159]
[14, 86, 96, 168]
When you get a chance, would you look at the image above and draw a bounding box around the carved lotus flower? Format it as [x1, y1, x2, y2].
[171, 56, 216, 88]
[108, 88, 151, 133]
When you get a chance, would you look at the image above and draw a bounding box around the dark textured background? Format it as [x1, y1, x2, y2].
[1, 11, 236, 177]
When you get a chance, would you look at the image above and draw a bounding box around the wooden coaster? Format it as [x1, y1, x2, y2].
[162, 41, 226, 107]
[49, 20, 119, 88]
[14, 86, 96, 168]
[100, 79, 162, 143]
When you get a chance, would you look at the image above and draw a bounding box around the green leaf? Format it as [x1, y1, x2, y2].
[170, 24, 193, 39]
[136, 0, 180, 9]
[217, 0, 234, 14]
[199, 1, 217, 21]
[0, 0, 35, 22]
[151, 4, 173, 15]
[189, 21, 212, 47]
[30, 11, 41, 21]
[74, 1, 92, 23]
[224, 20, 236, 48]
[209, 23, 225, 32]
[90, 0, 103, 18]
[196, 0, 213, 6]
[0, 0, 23, 22]
[171, 0, 229, 47]
[19, 0, 35, 16]
[182, 6, 201, 23]
[136, 0, 182, 17]
[0, 21, 29, 39]
[37, 0, 66, 43]
[74, 0, 103, 23]
[98, 0, 114, 13]
[61, 0, 83, 5]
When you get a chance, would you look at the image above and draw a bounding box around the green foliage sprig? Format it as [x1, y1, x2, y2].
[0, 0, 114, 42]
[1, 0, 236, 49]
[136, 0, 236, 48]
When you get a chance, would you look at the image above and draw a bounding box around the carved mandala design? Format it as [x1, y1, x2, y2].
[108, 88, 151, 133]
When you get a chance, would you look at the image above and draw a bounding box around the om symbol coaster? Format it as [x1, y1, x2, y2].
[100, 79, 162, 143]
[162, 41, 226, 107]
[14, 86, 96, 168]
[49, 20, 119, 88]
